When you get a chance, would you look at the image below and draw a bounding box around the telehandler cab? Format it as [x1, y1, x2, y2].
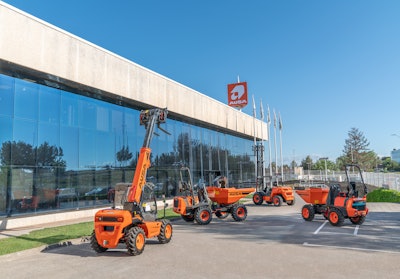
[90, 108, 172, 256]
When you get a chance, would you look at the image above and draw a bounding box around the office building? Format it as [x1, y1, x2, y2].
[0, 2, 267, 217]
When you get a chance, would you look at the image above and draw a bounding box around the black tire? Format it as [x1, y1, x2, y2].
[272, 195, 283, 207]
[231, 204, 248, 222]
[195, 207, 212, 225]
[350, 215, 366, 225]
[181, 214, 195, 222]
[252, 192, 263, 205]
[90, 230, 108, 253]
[125, 226, 146, 256]
[301, 204, 315, 221]
[328, 207, 344, 226]
[158, 219, 173, 244]
[215, 210, 230, 219]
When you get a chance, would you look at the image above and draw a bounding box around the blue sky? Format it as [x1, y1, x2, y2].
[4, 0, 400, 164]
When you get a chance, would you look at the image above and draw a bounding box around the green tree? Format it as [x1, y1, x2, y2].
[1, 141, 65, 169]
[290, 160, 297, 170]
[116, 146, 133, 166]
[313, 159, 338, 171]
[343, 127, 369, 161]
[381, 157, 400, 172]
[301, 155, 313, 170]
[341, 127, 379, 171]
[116, 145, 133, 182]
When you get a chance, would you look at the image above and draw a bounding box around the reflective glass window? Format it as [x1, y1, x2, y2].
[0, 116, 13, 146]
[95, 103, 110, 132]
[60, 126, 79, 170]
[79, 98, 96, 130]
[79, 128, 96, 169]
[13, 118, 38, 151]
[38, 122, 59, 147]
[189, 126, 201, 178]
[111, 108, 123, 134]
[61, 92, 79, 127]
[95, 129, 115, 168]
[14, 79, 39, 120]
[0, 74, 14, 117]
[125, 108, 139, 144]
[39, 86, 60, 124]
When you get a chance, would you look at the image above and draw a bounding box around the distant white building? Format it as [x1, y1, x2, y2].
[391, 149, 400, 163]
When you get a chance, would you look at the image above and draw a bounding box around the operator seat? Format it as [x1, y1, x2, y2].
[327, 184, 341, 205]
[348, 181, 358, 197]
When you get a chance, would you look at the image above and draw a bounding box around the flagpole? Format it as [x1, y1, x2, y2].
[273, 109, 278, 185]
[252, 95, 258, 189]
[260, 100, 266, 190]
[267, 105, 273, 188]
[279, 112, 284, 182]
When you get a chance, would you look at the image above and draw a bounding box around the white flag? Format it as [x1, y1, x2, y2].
[260, 100, 264, 121]
[252, 95, 256, 118]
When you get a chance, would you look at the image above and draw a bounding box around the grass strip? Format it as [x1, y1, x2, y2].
[0, 208, 180, 256]
[0, 222, 93, 256]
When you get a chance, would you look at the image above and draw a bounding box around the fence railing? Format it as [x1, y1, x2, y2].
[363, 172, 400, 191]
[287, 170, 400, 191]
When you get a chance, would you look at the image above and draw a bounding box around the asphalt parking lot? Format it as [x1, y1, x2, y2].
[1, 199, 400, 279]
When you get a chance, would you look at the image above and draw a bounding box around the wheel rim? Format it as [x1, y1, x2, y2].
[236, 207, 245, 217]
[273, 198, 279, 205]
[302, 207, 310, 218]
[330, 212, 338, 223]
[253, 194, 261, 203]
[165, 224, 172, 239]
[201, 210, 210, 221]
[136, 233, 145, 250]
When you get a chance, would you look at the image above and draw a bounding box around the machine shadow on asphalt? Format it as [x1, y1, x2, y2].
[40, 204, 400, 257]
[40, 238, 167, 258]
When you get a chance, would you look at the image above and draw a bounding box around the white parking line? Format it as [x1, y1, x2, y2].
[313, 220, 328, 234]
[313, 221, 361, 236]
[303, 242, 400, 254]
[354, 225, 359, 235]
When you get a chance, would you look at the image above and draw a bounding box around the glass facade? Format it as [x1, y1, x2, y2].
[0, 73, 256, 217]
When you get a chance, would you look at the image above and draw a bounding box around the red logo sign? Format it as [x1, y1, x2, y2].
[227, 82, 248, 108]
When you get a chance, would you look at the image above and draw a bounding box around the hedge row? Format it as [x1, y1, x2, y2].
[367, 188, 400, 202]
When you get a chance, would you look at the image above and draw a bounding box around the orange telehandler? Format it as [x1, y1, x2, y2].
[90, 108, 172, 256]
